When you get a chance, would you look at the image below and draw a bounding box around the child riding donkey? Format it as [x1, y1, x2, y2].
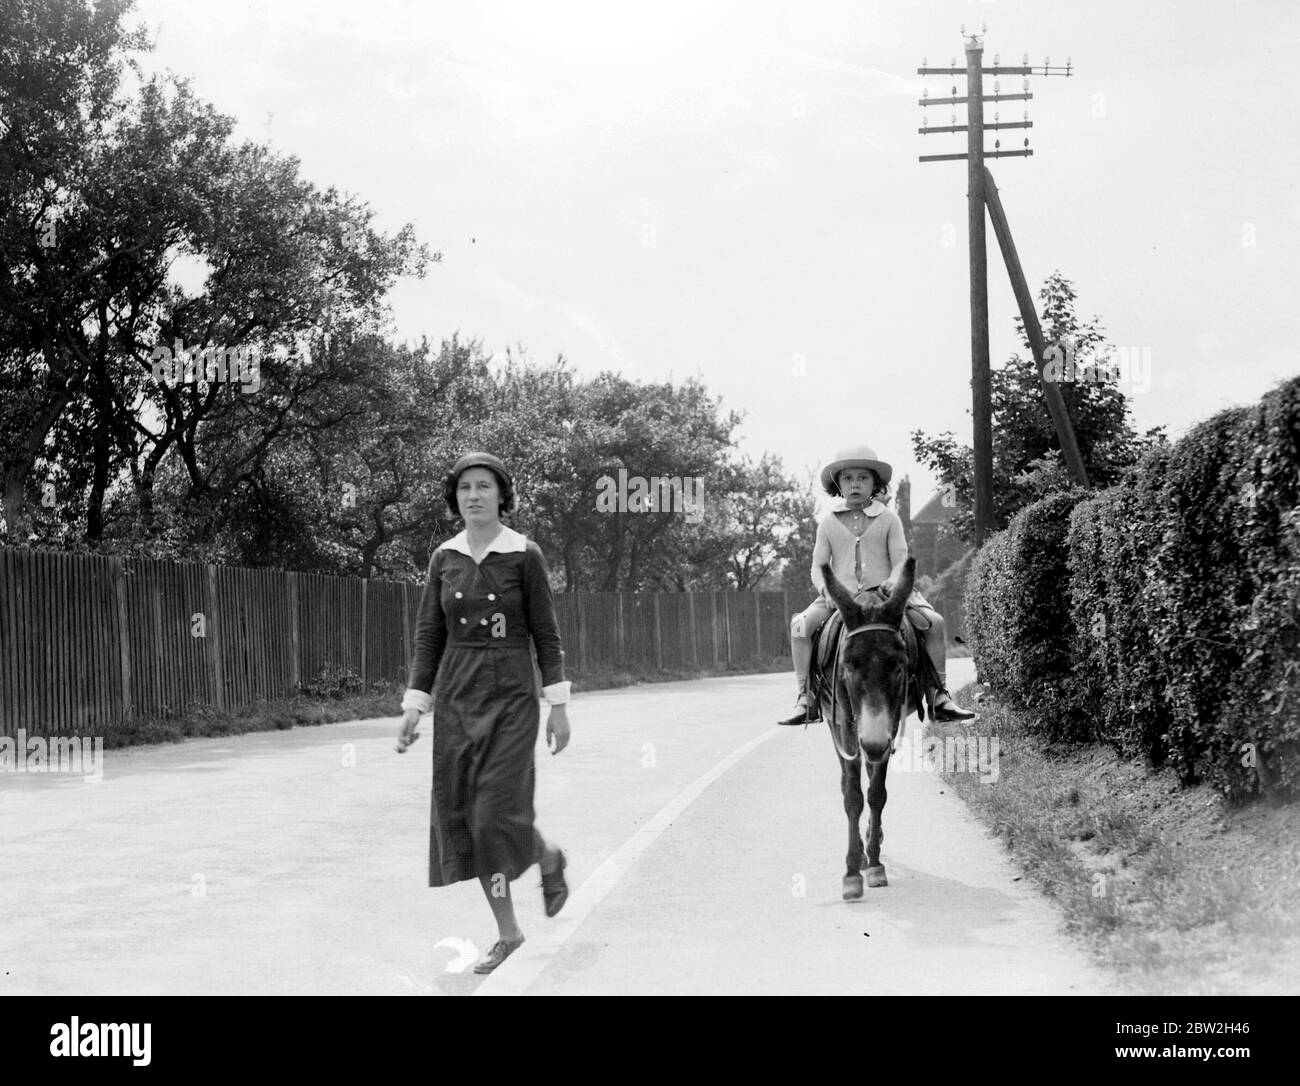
[777, 445, 976, 727]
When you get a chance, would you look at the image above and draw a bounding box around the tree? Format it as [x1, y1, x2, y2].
[393, 357, 813, 592]
[633, 453, 813, 591]
[1, 0, 146, 540]
[0, 3, 811, 584]
[491, 366, 740, 591]
[910, 271, 1166, 544]
[1, 0, 428, 549]
[777, 468, 820, 597]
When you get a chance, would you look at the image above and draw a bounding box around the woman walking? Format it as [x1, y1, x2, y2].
[397, 451, 572, 974]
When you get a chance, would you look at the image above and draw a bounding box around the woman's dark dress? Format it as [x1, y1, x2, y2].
[407, 527, 566, 887]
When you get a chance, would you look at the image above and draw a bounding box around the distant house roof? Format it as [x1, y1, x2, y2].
[912, 492, 958, 525]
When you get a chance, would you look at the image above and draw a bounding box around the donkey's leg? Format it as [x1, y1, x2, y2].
[840, 754, 865, 900]
[863, 757, 889, 888]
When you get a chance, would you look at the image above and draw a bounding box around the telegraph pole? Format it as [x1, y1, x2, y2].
[918, 26, 1075, 545]
[965, 34, 993, 548]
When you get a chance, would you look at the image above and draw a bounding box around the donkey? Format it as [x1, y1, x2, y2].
[810, 556, 927, 899]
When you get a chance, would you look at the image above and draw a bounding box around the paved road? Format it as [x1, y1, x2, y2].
[0, 663, 1109, 995]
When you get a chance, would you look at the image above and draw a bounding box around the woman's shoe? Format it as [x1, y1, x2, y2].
[541, 850, 568, 917]
[473, 934, 525, 974]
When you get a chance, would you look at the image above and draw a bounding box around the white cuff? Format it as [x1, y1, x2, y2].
[542, 681, 571, 706]
[401, 688, 432, 714]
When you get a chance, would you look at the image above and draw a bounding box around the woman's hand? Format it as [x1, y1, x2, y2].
[396, 708, 421, 753]
[546, 704, 571, 755]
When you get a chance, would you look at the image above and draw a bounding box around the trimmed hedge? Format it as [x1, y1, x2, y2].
[964, 530, 1014, 695]
[965, 489, 1090, 740]
[1065, 463, 1173, 765]
[967, 376, 1300, 800]
[1158, 384, 1300, 797]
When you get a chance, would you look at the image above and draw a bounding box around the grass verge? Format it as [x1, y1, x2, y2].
[940, 682, 1300, 994]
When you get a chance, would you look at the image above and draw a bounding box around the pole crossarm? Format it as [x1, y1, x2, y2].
[916, 65, 1067, 76]
[920, 120, 1033, 134]
[919, 149, 1032, 162]
[920, 93, 1033, 106]
[917, 66, 1027, 76]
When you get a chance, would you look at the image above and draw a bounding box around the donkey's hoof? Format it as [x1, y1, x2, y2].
[842, 874, 864, 900]
[865, 865, 888, 888]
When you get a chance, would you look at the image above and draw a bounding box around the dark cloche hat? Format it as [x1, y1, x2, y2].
[450, 451, 513, 488]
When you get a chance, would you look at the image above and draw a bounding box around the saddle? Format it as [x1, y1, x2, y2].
[807, 604, 938, 729]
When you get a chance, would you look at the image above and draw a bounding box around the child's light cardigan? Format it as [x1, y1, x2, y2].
[809, 500, 908, 598]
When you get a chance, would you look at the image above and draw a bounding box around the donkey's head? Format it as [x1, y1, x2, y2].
[819, 557, 915, 764]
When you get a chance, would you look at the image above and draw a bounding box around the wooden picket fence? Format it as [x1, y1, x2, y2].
[0, 547, 812, 736]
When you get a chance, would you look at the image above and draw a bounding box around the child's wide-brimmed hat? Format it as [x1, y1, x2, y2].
[820, 445, 893, 493]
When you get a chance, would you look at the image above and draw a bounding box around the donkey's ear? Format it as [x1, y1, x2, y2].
[821, 563, 860, 623]
[883, 557, 916, 620]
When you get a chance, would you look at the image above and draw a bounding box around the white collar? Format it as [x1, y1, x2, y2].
[830, 498, 886, 517]
[441, 525, 528, 558]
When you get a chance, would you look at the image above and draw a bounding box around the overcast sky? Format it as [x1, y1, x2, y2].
[129, 0, 1300, 507]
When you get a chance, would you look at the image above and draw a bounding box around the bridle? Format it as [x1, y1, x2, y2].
[829, 621, 908, 762]
[844, 622, 902, 640]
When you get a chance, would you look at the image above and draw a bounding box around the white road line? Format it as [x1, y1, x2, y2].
[474, 726, 784, 996]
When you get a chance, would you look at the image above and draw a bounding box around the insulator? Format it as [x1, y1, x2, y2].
[1022, 52, 1029, 65]
[994, 53, 1000, 65]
